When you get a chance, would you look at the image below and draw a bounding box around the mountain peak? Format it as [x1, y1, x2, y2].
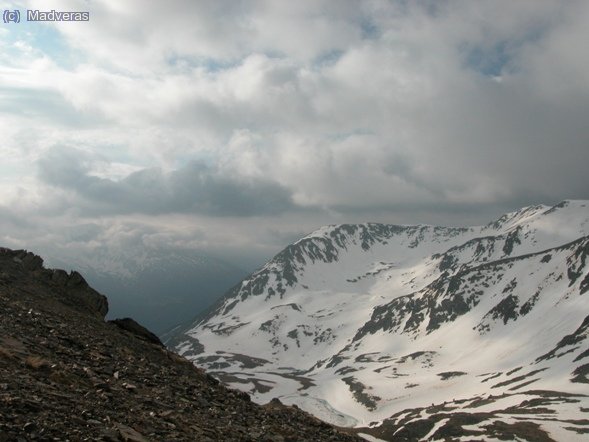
[169, 202, 589, 440]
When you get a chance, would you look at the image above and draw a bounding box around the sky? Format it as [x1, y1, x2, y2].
[0, 0, 588, 272]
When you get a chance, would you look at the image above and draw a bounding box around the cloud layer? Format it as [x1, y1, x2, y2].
[1, 0, 588, 268]
[37, 146, 294, 216]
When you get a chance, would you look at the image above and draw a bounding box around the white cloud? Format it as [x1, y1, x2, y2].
[0, 0, 588, 268]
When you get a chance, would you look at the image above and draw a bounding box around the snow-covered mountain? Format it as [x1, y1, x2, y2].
[45, 247, 247, 334]
[168, 200, 589, 441]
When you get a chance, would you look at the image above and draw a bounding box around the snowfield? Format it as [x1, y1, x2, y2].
[168, 200, 589, 441]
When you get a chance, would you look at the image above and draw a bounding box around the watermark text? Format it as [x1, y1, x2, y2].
[3, 9, 89, 23]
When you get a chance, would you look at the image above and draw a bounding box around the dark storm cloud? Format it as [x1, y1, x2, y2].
[37, 147, 294, 217]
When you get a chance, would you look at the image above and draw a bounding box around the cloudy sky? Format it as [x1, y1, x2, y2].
[1, 0, 588, 271]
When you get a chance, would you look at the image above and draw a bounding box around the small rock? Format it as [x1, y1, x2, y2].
[263, 434, 285, 442]
[196, 397, 210, 408]
[115, 423, 149, 442]
[94, 381, 111, 391]
[23, 422, 36, 433]
[99, 428, 120, 441]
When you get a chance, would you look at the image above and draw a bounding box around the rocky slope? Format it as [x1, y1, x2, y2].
[0, 247, 361, 441]
[168, 200, 589, 441]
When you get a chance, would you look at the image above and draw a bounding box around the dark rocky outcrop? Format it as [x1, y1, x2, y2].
[109, 318, 164, 347]
[0, 247, 361, 441]
[1, 248, 108, 318]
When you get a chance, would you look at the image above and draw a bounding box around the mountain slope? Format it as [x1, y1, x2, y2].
[168, 200, 589, 441]
[0, 247, 361, 441]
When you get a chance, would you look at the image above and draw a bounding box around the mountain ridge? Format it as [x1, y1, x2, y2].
[168, 199, 589, 441]
[180, 201, 577, 333]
